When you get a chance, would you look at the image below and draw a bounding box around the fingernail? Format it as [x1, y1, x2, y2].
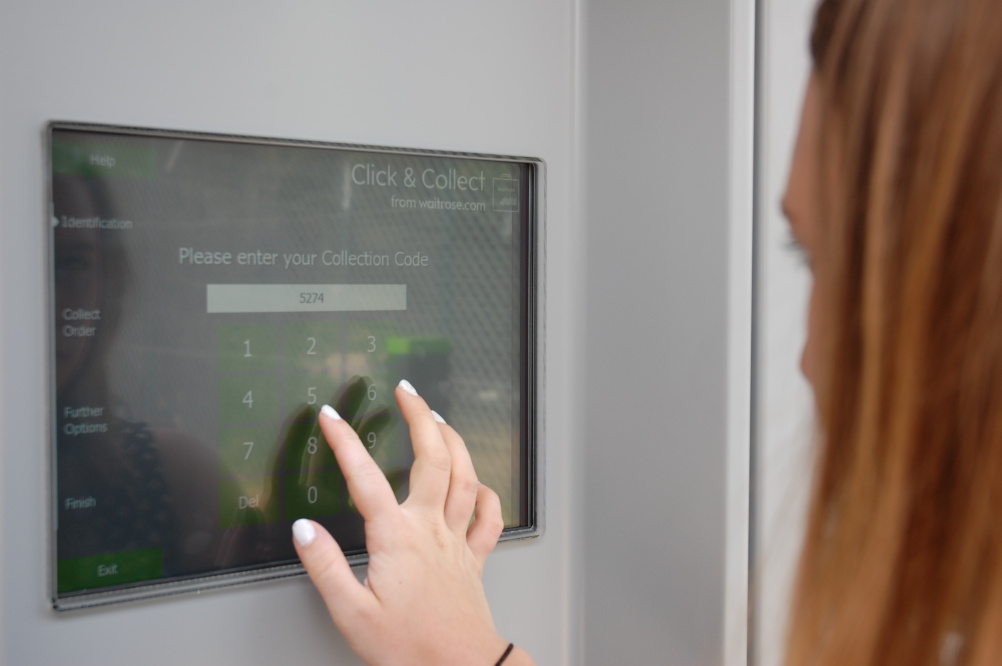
[320, 404, 342, 421]
[432, 410, 446, 424]
[292, 519, 316, 548]
[398, 379, 418, 396]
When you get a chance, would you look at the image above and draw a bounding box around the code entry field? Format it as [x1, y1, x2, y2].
[206, 284, 407, 314]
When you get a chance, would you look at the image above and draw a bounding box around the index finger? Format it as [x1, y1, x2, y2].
[317, 404, 398, 520]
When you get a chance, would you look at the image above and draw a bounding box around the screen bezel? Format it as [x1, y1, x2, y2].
[46, 121, 544, 611]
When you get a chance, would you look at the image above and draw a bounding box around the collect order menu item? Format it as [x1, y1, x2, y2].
[48, 123, 541, 610]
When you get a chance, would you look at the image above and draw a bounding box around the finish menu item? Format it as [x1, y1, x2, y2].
[48, 123, 541, 610]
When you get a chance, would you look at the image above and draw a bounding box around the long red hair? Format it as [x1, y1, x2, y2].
[785, 0, 1002, 664]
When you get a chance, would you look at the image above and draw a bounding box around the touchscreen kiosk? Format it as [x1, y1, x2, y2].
[47, 123, 541, 610]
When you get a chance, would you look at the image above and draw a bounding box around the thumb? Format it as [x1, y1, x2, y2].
[292, 519, 375, 625]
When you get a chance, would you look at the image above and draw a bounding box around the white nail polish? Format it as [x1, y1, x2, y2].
[320, 404, 341, 421]
[432, 410, 446, 424]
[398, 379, 418, 396]
[292, 519, 316, 547]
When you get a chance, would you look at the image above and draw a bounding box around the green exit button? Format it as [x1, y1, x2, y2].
[57, 548, 163, 594]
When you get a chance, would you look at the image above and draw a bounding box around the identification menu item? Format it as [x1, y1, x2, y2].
[48, 123, 541, 610]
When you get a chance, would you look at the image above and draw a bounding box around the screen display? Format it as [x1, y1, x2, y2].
[48, 123, 540, 609]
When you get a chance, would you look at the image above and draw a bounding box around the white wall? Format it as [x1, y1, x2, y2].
[752, 1, 818, 665]
[579, 1, 753, 663]
[0, 1, 580, 663]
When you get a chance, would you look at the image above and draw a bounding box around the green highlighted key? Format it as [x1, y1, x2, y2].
[57, 548, 163, 594]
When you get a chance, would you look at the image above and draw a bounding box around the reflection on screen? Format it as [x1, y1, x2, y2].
[49, 126, 537, 608]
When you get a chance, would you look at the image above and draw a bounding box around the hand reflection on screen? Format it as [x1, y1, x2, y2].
[221, 376, 404, 563]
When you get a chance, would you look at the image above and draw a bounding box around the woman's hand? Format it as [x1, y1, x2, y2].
[291, 379, 511, 666]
